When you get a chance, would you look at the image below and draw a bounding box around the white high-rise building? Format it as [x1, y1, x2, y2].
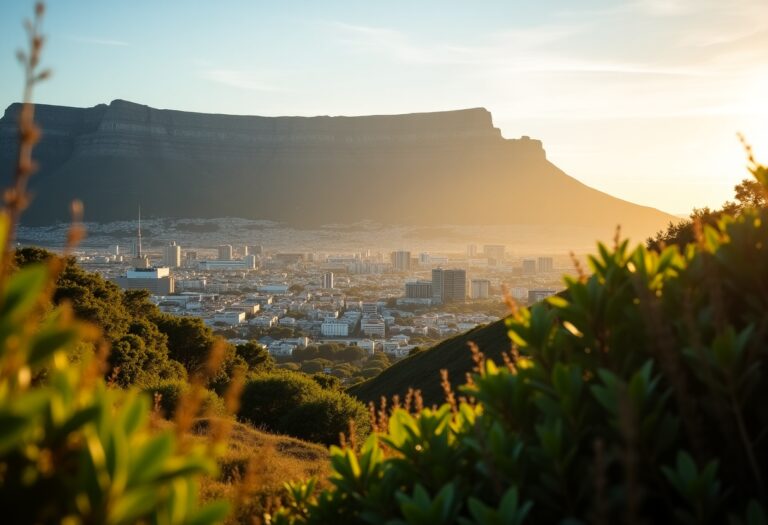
[244, 254, 257, 270]
[163, 241, 181, 268]
[218, 244, 233, 261]
[323, 272, 334, 289]
[391, 250, 411, 271]
[470, 279, 491, 299]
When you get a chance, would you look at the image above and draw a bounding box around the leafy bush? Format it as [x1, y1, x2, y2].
[278, 393, 370, 445]
[272, 160, 768, 523]
[238, 370, 369, 445]
[0, 249, 229, 524]
[145, 380, 227, 419]
[311, 373, 343, 391]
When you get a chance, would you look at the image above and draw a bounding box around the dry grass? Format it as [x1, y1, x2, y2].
[189, 418, 329, 525]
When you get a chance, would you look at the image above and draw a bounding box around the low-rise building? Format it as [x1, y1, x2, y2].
[213, 311, 245, 326]
[361, 315, 386, 338]
[321, 319, 350, 337]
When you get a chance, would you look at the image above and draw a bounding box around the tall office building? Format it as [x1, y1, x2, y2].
[405, 280, 433, 299]
[522, 259, 537, 275]
[391, 250, 411, 271]
[467, 244, 478, 257]
[470, 279, 491, 299]
[537, 257, 554, 273]
[163, 241, 181, 268]
[432, 268, 467, 303]
[218, 244, 233, 261]
[323, 272, 335, 289]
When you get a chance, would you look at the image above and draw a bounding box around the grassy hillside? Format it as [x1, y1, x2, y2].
[193, 419, 329, 524]
[348, 316, 511, 406]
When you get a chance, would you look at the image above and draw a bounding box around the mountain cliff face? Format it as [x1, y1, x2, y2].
[0, 100, 673, 235]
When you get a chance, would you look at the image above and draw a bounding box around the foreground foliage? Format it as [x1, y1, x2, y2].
[273, 159, 768, 524]
[0, 223, 229, 524]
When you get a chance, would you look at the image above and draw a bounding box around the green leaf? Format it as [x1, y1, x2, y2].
[0, 263, 49, 320]
[28, 328, 78, 367]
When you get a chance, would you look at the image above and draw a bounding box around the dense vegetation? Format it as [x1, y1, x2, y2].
[273, 157, 768, 524]
[276, 344, 394, 385]
[647, 175, 766, 250]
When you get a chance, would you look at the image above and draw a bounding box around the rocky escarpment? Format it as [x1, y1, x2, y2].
[0, 100, 672, 236]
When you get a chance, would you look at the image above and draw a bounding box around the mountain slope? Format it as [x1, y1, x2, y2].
[0, 100, 674, 237]
[348, 317, 511, 406]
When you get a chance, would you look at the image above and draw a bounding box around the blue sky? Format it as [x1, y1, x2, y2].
[1, 0, 766, 214]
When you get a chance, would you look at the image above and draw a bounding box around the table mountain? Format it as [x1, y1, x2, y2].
[0, 100, 673, 236]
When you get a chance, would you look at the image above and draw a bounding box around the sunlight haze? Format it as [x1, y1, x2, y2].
[1, 0, 766, 214]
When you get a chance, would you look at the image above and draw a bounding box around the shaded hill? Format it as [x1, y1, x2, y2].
[0, 100, 674, 237]
[348, 317, 511, 406]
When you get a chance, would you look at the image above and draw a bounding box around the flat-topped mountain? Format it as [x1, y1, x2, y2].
[0, 100, 674, 236]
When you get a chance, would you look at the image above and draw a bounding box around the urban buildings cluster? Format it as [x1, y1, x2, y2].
[74, 218, 566, 363]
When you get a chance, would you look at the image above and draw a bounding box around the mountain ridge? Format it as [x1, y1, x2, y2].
[0, 100, 674, 237]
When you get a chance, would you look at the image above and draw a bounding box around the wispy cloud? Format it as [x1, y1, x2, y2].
[67, 35, 130, 47]
[326, 21, 713, 77]
[199, 68, 280, 92]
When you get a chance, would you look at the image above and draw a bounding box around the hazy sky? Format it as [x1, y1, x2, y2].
[1, 0, 766, 215]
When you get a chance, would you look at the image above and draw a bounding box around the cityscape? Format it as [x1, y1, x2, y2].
[66, 212, 567, 372]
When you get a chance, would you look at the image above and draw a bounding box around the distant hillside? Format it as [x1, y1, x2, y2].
[348, 317, 511, 406]
[0, 100, 674, 238]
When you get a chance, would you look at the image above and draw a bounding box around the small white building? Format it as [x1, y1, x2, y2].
[213, 311, 245, 326]
[361, 315, 386, 338]
[321, 320, 350, 337]
[250, 315, 278, 328]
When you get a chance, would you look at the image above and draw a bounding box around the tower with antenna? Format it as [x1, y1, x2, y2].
[137, 205, 142, 258]
[131, 206, 151, 269]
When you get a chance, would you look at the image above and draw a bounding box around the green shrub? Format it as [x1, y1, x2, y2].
[278, 392, 370, 445]
[311, 373, 343, 391]
[272, 160, 768, 523]
[238, 370, 369, 445]
[144, 380, 227, 419]
[300, 359, 330, 374]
